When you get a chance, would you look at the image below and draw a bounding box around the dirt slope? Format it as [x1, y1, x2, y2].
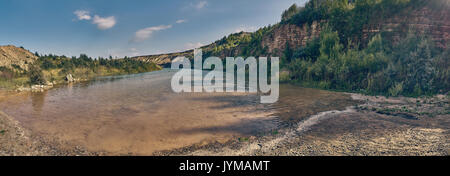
[0, 45, 38, 72]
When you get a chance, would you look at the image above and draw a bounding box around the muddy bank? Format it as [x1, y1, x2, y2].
[157, 94, 449, 156]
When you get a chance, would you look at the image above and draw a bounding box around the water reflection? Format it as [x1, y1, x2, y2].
[31, 91, 47, 115]
[0, 69, 357, 155]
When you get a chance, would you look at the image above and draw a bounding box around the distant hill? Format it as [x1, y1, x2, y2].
[132, 32, 252, 67]
[0, 45, 37, 72]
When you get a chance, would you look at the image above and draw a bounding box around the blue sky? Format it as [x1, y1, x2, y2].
[0, 0, 307, 58]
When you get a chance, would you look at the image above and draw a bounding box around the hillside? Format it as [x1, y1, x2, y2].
[0, 45, 37, 72]
[132, 0, 449, 96]
[132, 32, 253, 66]
[132, 0, 449, 65]
[0, 45, 161, 90]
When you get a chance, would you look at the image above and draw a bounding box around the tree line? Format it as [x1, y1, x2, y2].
[30, 54, 160, 85]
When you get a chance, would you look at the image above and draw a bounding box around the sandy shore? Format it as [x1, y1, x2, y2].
[1, 89, 448, 156]
[156, 94, 449, 156]
[0, 91, 102, 156]
[0, 109, 106, 156]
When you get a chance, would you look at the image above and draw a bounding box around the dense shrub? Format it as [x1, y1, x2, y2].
[29, 65, 47, 85]
[288, 25, 388, 90]
[287, 24, 448, 96]
[370, 33, 449, 96]
[276, 0, 449, 96]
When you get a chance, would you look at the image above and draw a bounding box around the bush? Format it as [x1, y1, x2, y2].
[29, 65, 46, 85]
[388, 82, 404, 96]
[286, 23, 448, 96]
[288, 25, 389, 90]
[382, 33, 443, 96]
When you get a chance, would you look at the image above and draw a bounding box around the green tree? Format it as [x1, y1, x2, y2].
[282, 4, 300, 21]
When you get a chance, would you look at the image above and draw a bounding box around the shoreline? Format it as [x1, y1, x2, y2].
[0, 65, 163, 93]
[0, 85, 448, 156]
[156, 93, 449, 156]
[0, 110, 106, 156]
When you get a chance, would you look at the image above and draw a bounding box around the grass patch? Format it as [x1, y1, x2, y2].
[238, 137, 249, 142]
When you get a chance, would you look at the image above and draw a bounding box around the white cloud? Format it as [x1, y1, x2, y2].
[74, 10, 91, 20]
[192, 1, 208, 9]
[182, 1, 208, 11]
[176, 19, 187, 24]
[234, 25, 257, 33]
[184, 42, 204, 50]
[92, 15, 116, 30]
[74, 10, 116, 30]
[132, 25, 172, 42]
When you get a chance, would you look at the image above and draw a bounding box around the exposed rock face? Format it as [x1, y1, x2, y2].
[260, 5, 449, 56]
[0, 45, 38, 72]
[261, 21, 321, 56]
[364, 6, 450, 48]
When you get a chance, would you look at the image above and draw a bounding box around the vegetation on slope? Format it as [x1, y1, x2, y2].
[201, 0, 449, 97]
[203, 27, 275, 58]
[287, 25, 449, 96]
[283, 0, 447, 46]
[281, 0, 449, 96]
[0, 52, 161, 89]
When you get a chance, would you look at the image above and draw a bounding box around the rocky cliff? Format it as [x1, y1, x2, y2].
[0, 45, 37, 72]
[261, 21, 322, 55]
[265, 3, 449, 56]
[364, 5, 450, 48]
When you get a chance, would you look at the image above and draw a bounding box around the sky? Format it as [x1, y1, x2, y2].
[0, 0, 307, 58]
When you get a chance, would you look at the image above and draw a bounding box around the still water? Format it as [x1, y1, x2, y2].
[0, 69, 355, 155]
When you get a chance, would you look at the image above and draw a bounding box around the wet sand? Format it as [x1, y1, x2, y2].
[162, 94, 449, 156]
